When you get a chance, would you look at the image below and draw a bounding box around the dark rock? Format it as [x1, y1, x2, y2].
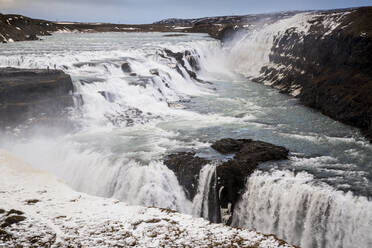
[163, 49, 203, 82]
[211, 138, 252, 154]
[25, 199, 40, 205]
[150, 69, 159, 76]
[163, 34, 188, 37]
[0, 228, 13, 242]
[253, 7, 372, 142]
[6, 209, 24, 216]
[98, 91, 116, 102]
[0, 67, 74, 128]
[26, 34, 38, 41]
[0, 209, 5, 214]
[121, 63, 132, 73]
[1, 215, 26, 228]
[164, 152, 210, 200]
[163, 139, 289, 224]
[215, 140, 289, 218]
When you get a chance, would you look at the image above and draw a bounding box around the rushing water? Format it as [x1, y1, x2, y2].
[0, 14, 371, 248]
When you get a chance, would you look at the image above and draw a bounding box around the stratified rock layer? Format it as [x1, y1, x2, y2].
[254, 7, 372, 141]
[0, 68, 74, 127]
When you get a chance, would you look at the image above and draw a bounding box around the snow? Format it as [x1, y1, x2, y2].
[319, 11, 351, 37]
[121, 27, 139, 30]
[0, 150, 293, 247]
[173, 27, 191, 30]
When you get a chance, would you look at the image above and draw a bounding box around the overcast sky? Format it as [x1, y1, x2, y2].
[0, 0, 370, 24]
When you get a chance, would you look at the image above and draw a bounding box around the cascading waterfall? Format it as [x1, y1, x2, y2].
[232, 170, 372, 248]
[222, 13, 372, 248]
[0, 32, 228, 213]
[225, 13, 315, 78]
[192, 163, 220, 223]
[0, 15, 371, 248]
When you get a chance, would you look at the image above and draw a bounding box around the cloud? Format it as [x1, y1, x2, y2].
[1, 0, 371, 24]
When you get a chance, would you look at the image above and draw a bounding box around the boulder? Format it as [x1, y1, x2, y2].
[121, 63, 132, 73]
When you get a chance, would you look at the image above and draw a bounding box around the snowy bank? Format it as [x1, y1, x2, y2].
[0, 150, 293, 247]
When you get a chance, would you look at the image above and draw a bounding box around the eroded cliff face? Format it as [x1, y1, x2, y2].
[0, 68, 74, 129]
[164, 139, 289, 224]
[252, 7, 372, 141]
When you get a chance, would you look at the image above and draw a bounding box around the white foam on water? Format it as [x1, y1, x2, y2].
[192, 163, 217, 218]
[232, 170, 372, 248]
[0, 20, 371, 247]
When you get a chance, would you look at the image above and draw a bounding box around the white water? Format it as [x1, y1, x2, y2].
[225, 12, 315, 77]
[232, 170, 372, 248]
[0, 13, 371, 248]
[0, 32, 228, 212]
[192, 163, 217, 219]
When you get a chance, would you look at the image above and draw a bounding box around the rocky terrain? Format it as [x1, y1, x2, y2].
[0, 68, 74, 130]
[156, 7, 372, 142]
[164, 139, 289, 224]
[250, 7, 372, 141]
[0, 13, 179, 43]
[0, 14, 57, 42]
[0, 149, 294, 248]
[0, 10, 303, 43]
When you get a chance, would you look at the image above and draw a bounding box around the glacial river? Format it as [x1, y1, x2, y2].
[0, 28, 371, 248]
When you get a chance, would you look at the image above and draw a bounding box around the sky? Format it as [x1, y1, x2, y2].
[0, 0, 371, 24]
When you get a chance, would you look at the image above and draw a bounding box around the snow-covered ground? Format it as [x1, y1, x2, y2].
[0, 150, 293, 247]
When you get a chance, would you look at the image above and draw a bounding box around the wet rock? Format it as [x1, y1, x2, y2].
[121, 62, 132, 73]
[127, 76, 152, 88]
[0, 67, 74, 128]
[164, 152, 210, 200]
[163, 139, 289, 224]
[150, 69, 159, 76]
[253, 7, 372, 142]
[163, 49, 203, 82]
[98, 91, 116, 102]
[211, 138, 251, 154]
[215, 139, 289, 222]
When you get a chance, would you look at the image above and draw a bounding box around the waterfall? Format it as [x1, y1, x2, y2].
[192, 163, 221, 223]
[1, 20, 371, 248]
[225, 13, 315, 78]
[232, 170, 372, 248]
[0, 33, 225, 213]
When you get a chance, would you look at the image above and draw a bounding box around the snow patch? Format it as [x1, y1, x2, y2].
[0, 150, 293, 247]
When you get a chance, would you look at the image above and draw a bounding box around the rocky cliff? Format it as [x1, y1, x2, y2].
[0, 68, 74, 129]
[249, 7, 372, 141]
[164, 139, 289, 224]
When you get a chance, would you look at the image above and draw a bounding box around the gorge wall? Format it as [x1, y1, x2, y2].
[241, 7, 372, 141]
